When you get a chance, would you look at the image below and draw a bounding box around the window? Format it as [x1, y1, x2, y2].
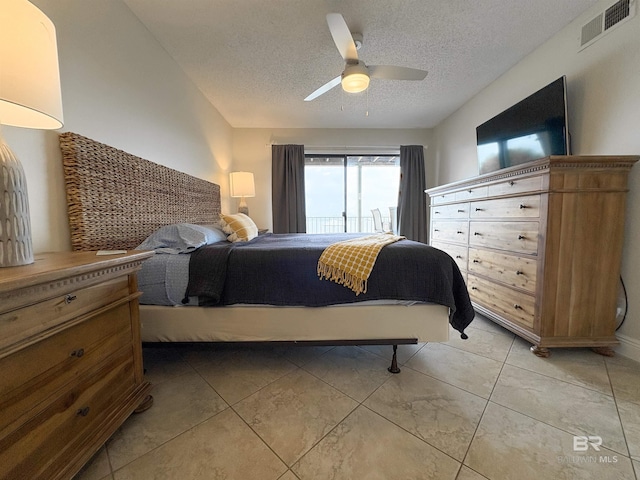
[304, 155, 400, 233]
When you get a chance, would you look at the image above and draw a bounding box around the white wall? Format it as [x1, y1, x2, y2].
[433, 0, 640, 359]
[3, 0, 233, 253]
[231, 128, 432, 230]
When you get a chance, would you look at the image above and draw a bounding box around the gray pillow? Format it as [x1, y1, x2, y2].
[137, 223, 227, 254]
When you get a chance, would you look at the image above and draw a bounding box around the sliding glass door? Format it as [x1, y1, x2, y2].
[304, 155, 400, 233]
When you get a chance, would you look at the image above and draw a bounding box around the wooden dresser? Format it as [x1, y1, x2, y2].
[427, 156, 638, 356]
[0, 250, 154, 479]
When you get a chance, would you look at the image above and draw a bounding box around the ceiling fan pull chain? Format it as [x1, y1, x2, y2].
[366, 88, 369, 117]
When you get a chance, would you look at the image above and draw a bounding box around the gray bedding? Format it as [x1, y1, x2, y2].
[138, 253, 197, 306]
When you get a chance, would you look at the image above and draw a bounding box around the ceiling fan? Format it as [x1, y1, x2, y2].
[304, 13, 428, 101]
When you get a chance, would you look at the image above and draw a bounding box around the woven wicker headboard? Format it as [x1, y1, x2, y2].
[59, 132, 221, 251]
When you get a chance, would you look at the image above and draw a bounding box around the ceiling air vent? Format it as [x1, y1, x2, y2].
[579, 0, 636, 50]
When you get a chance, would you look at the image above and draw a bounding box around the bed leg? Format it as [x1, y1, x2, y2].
[388, 345, 401, 374]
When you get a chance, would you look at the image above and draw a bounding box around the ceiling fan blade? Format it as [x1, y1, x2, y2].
[326, 13, 358, 62]
[304, 76, 342, 101]
[369, 65, 428, 81]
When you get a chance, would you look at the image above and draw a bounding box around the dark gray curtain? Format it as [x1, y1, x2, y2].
[271, 144, 306, 233]
[397, 145, 427, 243]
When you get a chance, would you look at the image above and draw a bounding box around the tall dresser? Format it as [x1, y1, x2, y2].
[426, 156, 638, 356]
[0, 250, 154, 479]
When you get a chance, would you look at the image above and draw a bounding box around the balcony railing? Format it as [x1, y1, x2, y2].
[306, 216, 390, 234]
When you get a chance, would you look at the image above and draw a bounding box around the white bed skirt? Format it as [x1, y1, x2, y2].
[139, 303, 451, 344]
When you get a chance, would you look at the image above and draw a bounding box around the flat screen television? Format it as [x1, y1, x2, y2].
[476, 76, 569, 175]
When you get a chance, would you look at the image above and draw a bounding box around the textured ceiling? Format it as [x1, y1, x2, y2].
[122, 0, 598, 129]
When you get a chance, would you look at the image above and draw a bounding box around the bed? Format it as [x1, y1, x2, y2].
[59, 132, 474, 372]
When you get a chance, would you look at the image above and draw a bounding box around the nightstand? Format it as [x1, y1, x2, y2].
[0, 250, 154, 479]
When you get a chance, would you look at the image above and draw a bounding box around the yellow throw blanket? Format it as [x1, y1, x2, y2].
[317, 233, 405, 295]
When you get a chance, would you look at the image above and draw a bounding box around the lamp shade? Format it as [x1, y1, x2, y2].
[229, 172, 255, 198]
[0, 0, 64, 129]
[0, 0, 63, 267]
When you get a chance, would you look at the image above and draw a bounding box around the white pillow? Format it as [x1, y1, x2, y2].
[218, 213, 259, 242]
[137, 223, 227, 254]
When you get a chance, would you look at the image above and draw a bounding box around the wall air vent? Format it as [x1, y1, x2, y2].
[579, 0, 636, 50]
[605, 0, 632, 28]
[581, 13, 603, 45]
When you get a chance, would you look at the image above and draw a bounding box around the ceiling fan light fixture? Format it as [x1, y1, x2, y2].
[341, 63, 370, 93]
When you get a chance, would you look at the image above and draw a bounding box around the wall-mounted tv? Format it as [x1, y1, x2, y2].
[476, 76, 569, 175]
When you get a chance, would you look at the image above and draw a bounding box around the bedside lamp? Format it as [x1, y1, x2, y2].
[229, 171, 255, 216]
[0, 0, 64, 267]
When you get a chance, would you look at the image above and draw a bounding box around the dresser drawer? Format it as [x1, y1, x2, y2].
[487, 175, 543, 197]
[0, 302, 132, 433]
[431, 192, 457, 205]
[0, 276, 131, 352]
[454, 186, 488, 201]
[0, 348, 136, 480]
[431, 203, 469, 219]
[432, 242, 468, 273]
[469, 221, 539, 255]
[432, 221, 469, 244]
[470, 195, 541, 219]
[468, 248, 537, 293]
[468, 275, 535, 329]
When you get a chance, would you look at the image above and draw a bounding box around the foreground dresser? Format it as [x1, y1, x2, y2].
[0, 250, 154, 479]
[427, 156, 638, 356]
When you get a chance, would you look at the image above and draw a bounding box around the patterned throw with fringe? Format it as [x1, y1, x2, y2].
[317, 233, 405, 295]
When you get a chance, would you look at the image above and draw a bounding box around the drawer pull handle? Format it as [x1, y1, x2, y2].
[468, 189, 473, 193]
[457, 209, 465, 213]
[457, 231, 464, 234]
[76, 407, 90, 417]
[471, 286, 478, 291]
[65, 294, 77, 304]
[514, 304, 522, 310]
[434, 211, 440, 214]
[519, 204, 528, 209]
[455, 255, 462, 259]
[473, 259, 480, 263]
[434, 229, 440, 232]
[475, 208, 483, 212]
[518, 235, 526, 240]
[474, 232, 481, 236]
[516, 270, 523, 275]
[509, 181, 515, 186]
[70, 348, 85, 358]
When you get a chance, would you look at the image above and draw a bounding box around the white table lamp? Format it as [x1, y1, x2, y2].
[0, 0, 64, 267]
[229, 172, 255, 215]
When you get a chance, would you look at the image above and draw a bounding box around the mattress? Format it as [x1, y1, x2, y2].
[139, 303, 451, 343]
[138, 233, 475, 337]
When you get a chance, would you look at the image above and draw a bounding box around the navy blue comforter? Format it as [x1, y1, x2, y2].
[185, 233, 474, 335]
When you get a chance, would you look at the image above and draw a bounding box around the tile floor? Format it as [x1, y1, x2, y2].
[75, 314, 640, 480]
